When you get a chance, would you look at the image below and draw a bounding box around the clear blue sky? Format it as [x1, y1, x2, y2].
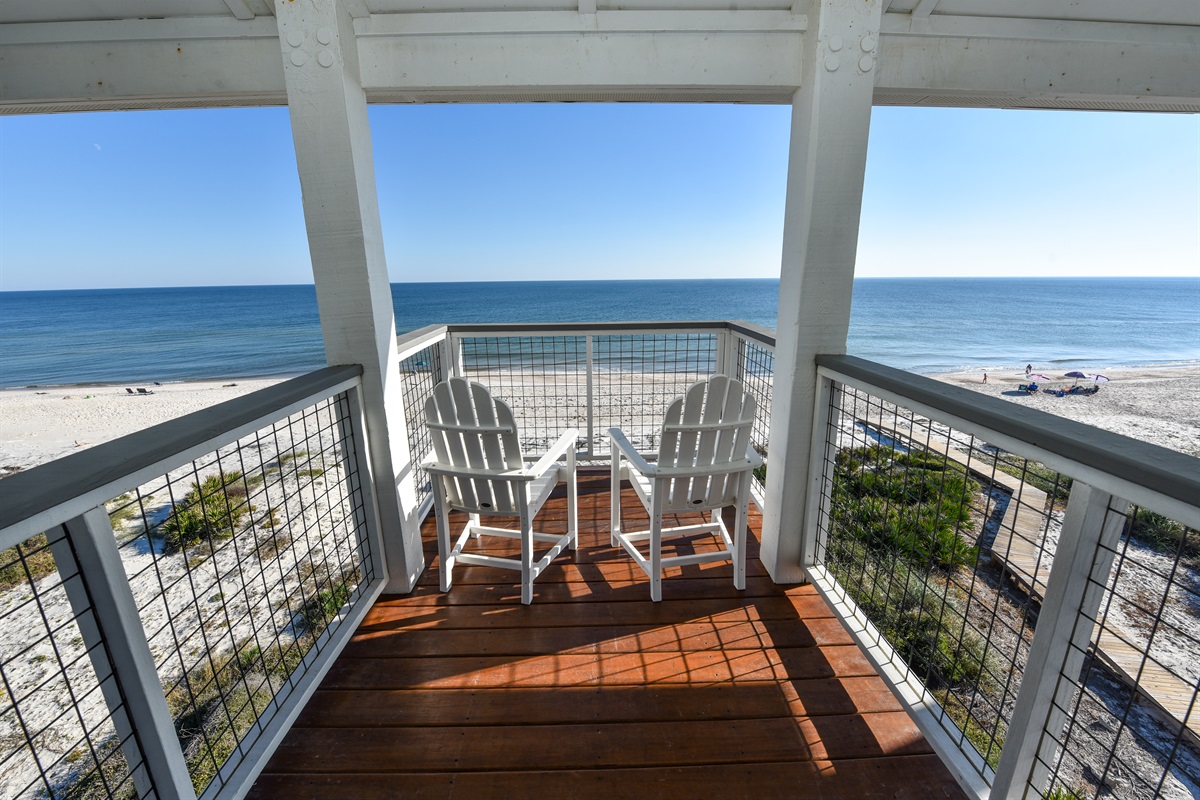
[0, 104, 1197, 291]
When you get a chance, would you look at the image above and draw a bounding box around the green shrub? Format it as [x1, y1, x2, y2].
[1130, 507, 1197, 566]
[0, 533, 56, 592]
[298, 578, 354, 637]
[832, 446, 979, 571]
[160, 472, 252, 552]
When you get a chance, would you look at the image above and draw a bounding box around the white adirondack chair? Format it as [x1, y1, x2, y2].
[424, 377, 578, 605]
[608, 374, 762, 601]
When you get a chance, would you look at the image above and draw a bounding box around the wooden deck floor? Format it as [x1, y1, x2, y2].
[250, 473, 967, 799]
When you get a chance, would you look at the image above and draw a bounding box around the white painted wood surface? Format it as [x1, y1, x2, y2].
[609, 375, 761, 601]
[760, 0, 884, 585]
[2, 3, 1195, 112]
[424, 377, 578, 605]
[275, 0, 424, 593]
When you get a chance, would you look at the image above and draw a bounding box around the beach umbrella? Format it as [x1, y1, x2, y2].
[1064, 371, 1088, 379]
[1087, 373, 1110, 382]
[1027, 373, 1051, 381]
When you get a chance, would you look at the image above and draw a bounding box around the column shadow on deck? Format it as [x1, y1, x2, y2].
[249, 474, 966, 799]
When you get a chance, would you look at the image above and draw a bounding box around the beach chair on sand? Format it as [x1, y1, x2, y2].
[423, 377, 578, 605]
[136, 387, 153, 395]
[126, 388, 135, 395]
[608, 374, 762, 602]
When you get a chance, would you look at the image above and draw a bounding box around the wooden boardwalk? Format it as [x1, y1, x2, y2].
[249, 473, 966, 799]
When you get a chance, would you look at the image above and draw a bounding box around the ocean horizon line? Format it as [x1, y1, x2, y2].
[3, 274, 1199, 294]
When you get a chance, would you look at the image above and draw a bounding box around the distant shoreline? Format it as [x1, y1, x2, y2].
[4, 358, 1197, 391]
[3, 364, 1197, 474]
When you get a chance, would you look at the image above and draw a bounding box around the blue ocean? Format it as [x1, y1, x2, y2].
[1, 278, 1197, 387]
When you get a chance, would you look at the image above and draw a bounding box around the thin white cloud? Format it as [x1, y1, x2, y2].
[92, 143, 101, 151]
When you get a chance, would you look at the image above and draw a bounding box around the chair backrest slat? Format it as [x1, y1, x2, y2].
[655, 375, 756, 512]
[425, 378, 526, 514]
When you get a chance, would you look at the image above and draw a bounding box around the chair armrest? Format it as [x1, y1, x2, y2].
[424, 463, 532, 482]
[528, 428, 580, 478]
[608, 428, 656, 476]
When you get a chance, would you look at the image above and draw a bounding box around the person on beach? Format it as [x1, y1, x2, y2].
[1026, 364, 1032, 376]
[983, 373, 988, 383]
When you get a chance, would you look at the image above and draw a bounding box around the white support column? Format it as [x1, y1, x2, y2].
[760, 0, 883, 583]
[274, 0, 423, 592]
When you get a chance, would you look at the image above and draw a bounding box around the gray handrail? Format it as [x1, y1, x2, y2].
[424, 319, 777, 347]
[0, 364, 364, 539]
[817, 354, 1200, 510]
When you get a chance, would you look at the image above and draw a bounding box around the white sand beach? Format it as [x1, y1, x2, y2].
[0, 377, 287, 473]
[2, 365, 1197, 473]
[934, 365, 1200, 457]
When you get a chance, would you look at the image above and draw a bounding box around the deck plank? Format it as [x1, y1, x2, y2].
[249, 473, 968, 799]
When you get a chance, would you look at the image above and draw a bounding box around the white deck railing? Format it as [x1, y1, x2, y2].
[0, 365, 386, 800]
[395, 320, 777, 518]
[807, 355, 1200, 800]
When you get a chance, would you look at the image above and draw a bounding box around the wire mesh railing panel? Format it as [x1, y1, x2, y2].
[1034, 501, 1199, 800]
[399, 343, 444, 509]
[104, 390, 373, 797]
[0, 528, 150, 800]
[458, 336, 588, 457]
[736, 337, 774, 490]
[591, 333, 717, 458]
[814, 382, 1073, 779]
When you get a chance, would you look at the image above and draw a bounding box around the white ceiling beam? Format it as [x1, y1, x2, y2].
[0, 16, 279, 45]
[0, 11, 1195, 113]
[356, 31, 805, 96]
[355, 10, 806, 37]
[222, 0, 256, 21]
[876, 24, 1200, 111]
[911, 0, 940, 19]
[881, 12, 1198, 46]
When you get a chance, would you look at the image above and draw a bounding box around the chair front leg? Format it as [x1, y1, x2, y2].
[610, 443, 622, 548]
[567, 446, 578, 551]
[519, 495, 534, 605]
[734, 472, 749, 591]
[649, 483, 665, 602]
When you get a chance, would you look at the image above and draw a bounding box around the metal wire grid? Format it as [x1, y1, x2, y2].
[458, 336, 588, 457]
[399, 343, 444, 509]
[0, 529, 148, 800]
[814, 382, 1070, 777]
[1034, 500, 1199, 800]
[592, 334, 717, 458]
[736, 337, 774, 489]
[103, 391, 372, 797]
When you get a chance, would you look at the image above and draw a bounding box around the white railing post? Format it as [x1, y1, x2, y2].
[991, 484, 1127, 798]
[800, 374, 841, 572]
[52, 508, 196, 800]
[585, 335, 596, 459]
[340, 384, 388, 585]
[439, 332, 458, 381]
[716, 329, 742, 380]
